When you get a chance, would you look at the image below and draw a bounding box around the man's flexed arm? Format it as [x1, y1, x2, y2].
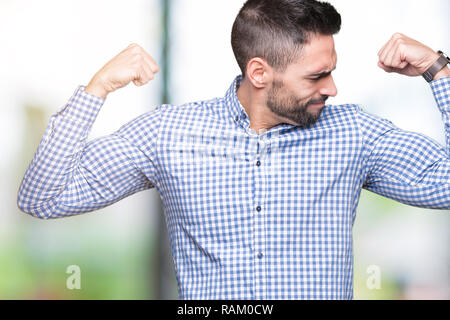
[360, 34, 450, 209]
[17, 44, 161, 219]
[377, 33, 450, 80]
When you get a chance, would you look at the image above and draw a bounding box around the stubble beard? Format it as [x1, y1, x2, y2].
[266, 80, 327, 129]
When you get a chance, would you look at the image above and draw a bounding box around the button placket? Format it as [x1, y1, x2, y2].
[253, 135, 268, 299]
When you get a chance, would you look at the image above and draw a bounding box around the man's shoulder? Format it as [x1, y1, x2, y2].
[323, 103, 359, 113]
[319, 104, 398, 138]
[351, 104, 397, 130]
[122, 96, 224, 127]
[162, 96, 226, 114]
[323, 103, 396, 127]
[331, 104, 400, 148]
[319, 103, 360, 126]
[156, 96, 231, 127]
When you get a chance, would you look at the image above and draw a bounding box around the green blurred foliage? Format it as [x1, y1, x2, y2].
[0, 234, 157, 299]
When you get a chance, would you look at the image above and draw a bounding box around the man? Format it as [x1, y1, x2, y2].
[18, 0, 449, 300]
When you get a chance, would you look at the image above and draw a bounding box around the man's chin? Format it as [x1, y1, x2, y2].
[284, 117, 319, 129]
[268, 106, 323, 128]
[293, 111, 323, 128]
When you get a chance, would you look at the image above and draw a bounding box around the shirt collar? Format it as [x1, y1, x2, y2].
[225, 75, 251, 129]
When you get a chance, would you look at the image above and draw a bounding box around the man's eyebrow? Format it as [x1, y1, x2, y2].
[307, 66, 337, 77]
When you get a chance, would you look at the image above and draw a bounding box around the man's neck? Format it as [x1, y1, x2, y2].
[236, 78, 287, 133]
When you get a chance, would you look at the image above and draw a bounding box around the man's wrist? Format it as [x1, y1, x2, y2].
[424, 50, 450, 82]
[85, 77, 108, 99]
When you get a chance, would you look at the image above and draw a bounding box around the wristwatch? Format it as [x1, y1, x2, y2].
[422, 50, 450, 82]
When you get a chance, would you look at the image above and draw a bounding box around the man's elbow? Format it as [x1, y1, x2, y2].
[16, 195, 52, 220]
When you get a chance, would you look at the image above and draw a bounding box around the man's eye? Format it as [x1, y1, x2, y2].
[310, 77, 321, 82]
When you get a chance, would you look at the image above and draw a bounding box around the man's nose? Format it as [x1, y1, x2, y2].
[320, 75, 338, 97]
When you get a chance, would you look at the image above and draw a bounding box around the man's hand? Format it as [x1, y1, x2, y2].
[377, 33, 448, 79]
[85, 44, 159, 99]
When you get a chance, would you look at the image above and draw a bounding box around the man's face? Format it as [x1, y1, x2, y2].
[266, 34, 338, 128]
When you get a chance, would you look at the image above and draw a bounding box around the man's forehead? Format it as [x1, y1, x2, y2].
[305, 59, 336, 75]
[293, 35, 337, 74]
[294, 52, 337, 75]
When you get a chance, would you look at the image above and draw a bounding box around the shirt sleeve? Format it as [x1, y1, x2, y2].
[359, 76, 450, 210]
[17, 86, 162, 219]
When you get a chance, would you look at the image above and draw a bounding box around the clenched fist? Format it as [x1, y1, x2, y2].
[377, 33, 444, 78]
[85, 44, 159, 99]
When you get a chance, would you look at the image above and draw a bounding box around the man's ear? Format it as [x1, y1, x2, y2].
[245, 57, 273, 89]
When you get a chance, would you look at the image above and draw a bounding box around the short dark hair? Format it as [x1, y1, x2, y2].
[231, 0, 341, 77]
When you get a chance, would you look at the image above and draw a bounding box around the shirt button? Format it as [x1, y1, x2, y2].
[235, 116, 240, 122]
[256, 160, 261, 167]
[257, 253, 263, 259]
[256, 206, 261, 212]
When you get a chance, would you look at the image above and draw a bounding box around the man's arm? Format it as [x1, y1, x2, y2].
[17, 44, 161, 219]
[360, 34, 450, 209]
[360, 76, 450, 209]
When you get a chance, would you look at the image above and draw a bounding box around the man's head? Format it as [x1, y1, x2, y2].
[231, 0, 341, 128]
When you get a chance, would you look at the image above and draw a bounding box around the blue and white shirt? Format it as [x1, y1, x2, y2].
[18, 75, 450, 299]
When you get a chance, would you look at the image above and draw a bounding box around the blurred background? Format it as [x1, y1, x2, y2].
[0, 0, 448, 299]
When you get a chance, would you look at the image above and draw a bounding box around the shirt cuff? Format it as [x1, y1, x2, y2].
[430, 76, 450, 112]
[58, 85, 105, 124]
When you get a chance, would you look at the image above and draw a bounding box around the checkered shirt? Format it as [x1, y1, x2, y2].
[18, 75, 450, 299]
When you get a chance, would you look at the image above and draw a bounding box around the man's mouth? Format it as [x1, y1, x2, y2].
[308, 97, 328, 107]
[309, 101, 326, 107]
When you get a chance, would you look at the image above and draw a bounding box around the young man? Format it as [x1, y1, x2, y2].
[18, 0, 450, 299]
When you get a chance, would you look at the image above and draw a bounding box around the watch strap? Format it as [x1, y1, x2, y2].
[423, 51, 450, 82]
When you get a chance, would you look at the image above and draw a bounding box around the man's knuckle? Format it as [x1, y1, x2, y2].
[133, 53, 144, 63]
[398, 37, 407, 45]
[130, 45, 142, 54]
